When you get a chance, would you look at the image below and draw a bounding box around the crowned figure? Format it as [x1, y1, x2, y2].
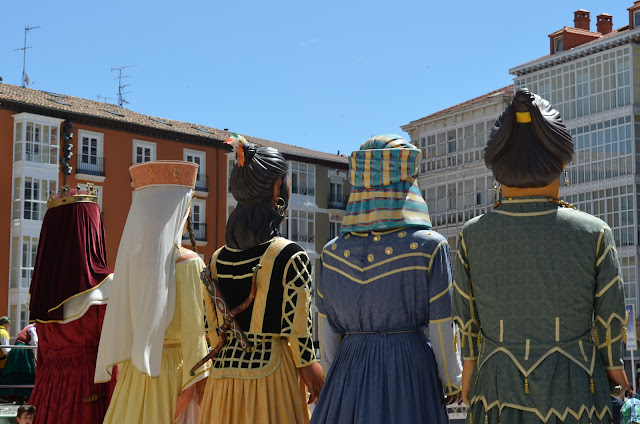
[28, 183, 117, 424]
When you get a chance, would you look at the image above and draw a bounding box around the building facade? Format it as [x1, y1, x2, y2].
[0, 83, 348, 338]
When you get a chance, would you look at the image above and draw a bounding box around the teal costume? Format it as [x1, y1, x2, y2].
[453, 197, 625, 423]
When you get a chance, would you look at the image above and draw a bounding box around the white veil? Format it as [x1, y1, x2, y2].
[95, 184, 192, 381]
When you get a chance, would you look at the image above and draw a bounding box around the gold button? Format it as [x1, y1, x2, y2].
[331, 244, 337, 251]
[344, 250, 350, 258]
[398, 231, 407, 238]
[385, 247, 393, 255]
[410, 242, 418, 250]
[427, 232, 432, 236]
[345, 234, 351, 240]
[373, 235, 381, 242]
[367, 254, 374, 262]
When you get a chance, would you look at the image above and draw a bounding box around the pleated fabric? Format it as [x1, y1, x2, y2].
[198, 339, 310, 424]
[310, 332, 448, 424]
[103, 347, 183, 423]
[30, 305, 116, 424]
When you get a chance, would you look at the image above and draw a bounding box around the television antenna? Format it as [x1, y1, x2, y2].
[111, 65, 135, 107]
[96, 94, 116, 104]
[14, 26, 40, 87]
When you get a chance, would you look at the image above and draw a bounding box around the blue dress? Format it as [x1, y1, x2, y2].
[311, 227, 461, 424]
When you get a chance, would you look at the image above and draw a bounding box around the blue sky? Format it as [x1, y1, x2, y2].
[0, 0, 631, 155]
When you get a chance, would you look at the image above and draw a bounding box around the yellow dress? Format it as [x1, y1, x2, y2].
[198, 237, 316, 424]
[103, 249, 210, 424]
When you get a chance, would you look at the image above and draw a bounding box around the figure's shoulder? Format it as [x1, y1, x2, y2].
[557, 207, 609, 231]
[404, 228, 449, 253]
[177, 247, 202, 264]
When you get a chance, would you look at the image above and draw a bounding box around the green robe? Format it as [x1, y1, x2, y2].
[452, 197, 625, 424]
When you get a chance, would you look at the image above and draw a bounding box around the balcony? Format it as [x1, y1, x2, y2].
[292, 186, 315, 196]
[183, 222, 207, 242]
[77, 157, 105, 176]
[328, 194, 348, 210]
[195, 173, 209, 193]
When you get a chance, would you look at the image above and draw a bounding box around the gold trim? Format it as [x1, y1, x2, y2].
[429, 282, 452, 304]
[490, 209, 559, 217]
[499, 198, 549, 204]
[499, 320, 504, 343]
[323, 250, 431, 272]
[452, 280, 473, 301]
[322, 263, 429, 285]
[515, 111, 532, 123]
[46, 273, 113, 316]
[579, 340, 588, 362]
[595, 245, 614, 267]
[428, 240, 447, 277]
[437, 321, 452, 390]
[595, 276, 621, 297]
[595, 227, 605, 258]
[429, 317, 453, 324]
[555, 317, 560, 342]
[524, 339, 530, 360]
[410, 242, 418, 250]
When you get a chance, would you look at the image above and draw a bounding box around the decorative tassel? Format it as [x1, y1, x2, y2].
[485, 414, 488, 424]
[453, 332, 458, 352]
[606, 328, 611, 345]
[590, 378, 594, 394]
[477, 331, 482, 345]
[623, 326, 628, 344]
[524, 378, 530, 394]
[469, 413, 473, 424]
[461, 334, 466, 348]
[593, 330, 598, 347]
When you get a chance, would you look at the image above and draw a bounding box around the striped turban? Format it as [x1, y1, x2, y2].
[341, 134, 432, 234]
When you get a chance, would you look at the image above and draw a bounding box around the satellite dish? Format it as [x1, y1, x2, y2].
[24, 74, 30, 86]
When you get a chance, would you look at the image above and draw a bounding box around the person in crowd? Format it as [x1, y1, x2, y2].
[196, 135, 324, 424]
[28, 184, 117, 424]
[0, 317, 11, 372]
[453, 88, 629, 423]
[15, 404, 36, 424]
[311, 134, 462, 424]
[622, 397, 640, 424]
[0, 324, 37, 402]
[95, 161, 210, 424]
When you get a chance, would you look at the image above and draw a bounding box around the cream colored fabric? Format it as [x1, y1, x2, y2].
[102, 255, 210, 424]
[61, 274, 112, 324]
[95, 185, 193, 382]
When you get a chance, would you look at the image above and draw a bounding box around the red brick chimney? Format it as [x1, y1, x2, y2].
[597, 13, 613, 34]
[574, 9, 591, 30]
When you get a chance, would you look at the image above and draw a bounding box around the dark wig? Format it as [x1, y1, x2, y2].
[226, 142, 289, 250]
[484, 88, 574, 188]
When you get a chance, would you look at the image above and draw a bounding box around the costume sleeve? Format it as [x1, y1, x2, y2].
[180, 257, 210, 389]
[281, 250, 317, 368]
[427, 239, 462, 396]
[28, 326, 38, 346]
[0, 330, 11, 355]
[316, 254, 341, 377]
[593, 226, 626, 370]
[452, 229, 481, 361]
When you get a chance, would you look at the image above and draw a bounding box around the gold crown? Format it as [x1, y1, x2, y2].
[129, 160, 199, 190]
[47, 183, 99, 209]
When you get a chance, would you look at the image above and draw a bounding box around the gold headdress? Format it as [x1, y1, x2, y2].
[129, 160, 199, 191]
[47, 183, 99, 209]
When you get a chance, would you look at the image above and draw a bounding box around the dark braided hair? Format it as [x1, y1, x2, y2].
[484, 88, 574, 188]
[226, 142, 289, 250]
[186, 215, 198, 253]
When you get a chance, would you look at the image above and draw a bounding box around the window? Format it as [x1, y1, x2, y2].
[554, 37, 563, 53]
[186, 199, 207, 242]
[329, 183, 345, 209]
[635, 11, 640, 28]
[14, 119, 59, 165]
[291, 210, 314, 244]
[291, 163, 315, 196]
[78, 130, 104, 175]
[17, 177, 57, 221]
[184, 149, 207, 191]
[9, 236, 38, 289]
[132, 140, 156, 163]
[330, 221, 341, 240]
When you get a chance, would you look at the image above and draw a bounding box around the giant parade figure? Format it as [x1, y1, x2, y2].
[452, 88, 630, 423]
[28, 184, 117, 424]
[95, 161, 210, 423]
[311, 134, 462, 423]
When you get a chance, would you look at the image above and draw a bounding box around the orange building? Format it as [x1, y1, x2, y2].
[0, 83, 348, 338]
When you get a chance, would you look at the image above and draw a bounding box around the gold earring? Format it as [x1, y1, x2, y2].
[276, 197, 286, 217]
[564, 170, 570, 187]
[492, 181, 502, 203]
